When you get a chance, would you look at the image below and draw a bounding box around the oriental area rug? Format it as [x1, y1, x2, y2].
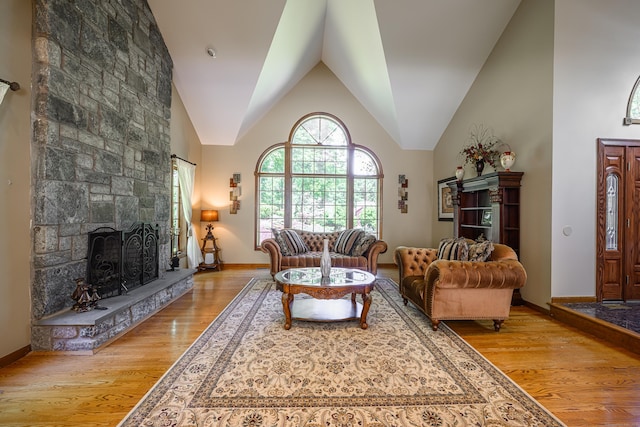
[119, 277, 565, 427]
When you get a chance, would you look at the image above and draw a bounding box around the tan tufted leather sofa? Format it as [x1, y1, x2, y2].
[394, 243, 526, 331]
[261, 230, 387, 278]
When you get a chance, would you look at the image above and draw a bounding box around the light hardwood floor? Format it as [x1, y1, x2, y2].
[0, 267, 639, 426]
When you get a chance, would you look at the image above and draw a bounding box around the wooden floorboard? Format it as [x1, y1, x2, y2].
[0, 267, 638, 426]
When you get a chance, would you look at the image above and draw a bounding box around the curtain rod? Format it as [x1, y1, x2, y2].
[0, 78, 20, 91]
[171, 154, 196, 166]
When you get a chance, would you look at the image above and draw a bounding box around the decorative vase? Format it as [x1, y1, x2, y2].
[475, 159, 485, 176]
[455, 166, 465, 181]
[320, 238, 331, 277]
[500, 151, 516, 172]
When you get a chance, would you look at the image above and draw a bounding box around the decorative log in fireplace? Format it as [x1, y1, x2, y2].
[87, 222, 159, 298]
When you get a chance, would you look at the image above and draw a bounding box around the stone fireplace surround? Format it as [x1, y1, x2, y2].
[32, 269, 195, 352]
[29, 0, 194, 351]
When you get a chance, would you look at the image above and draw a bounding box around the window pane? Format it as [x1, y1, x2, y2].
[258, 176, 285, 243]
[291, 177, 347, 232]
[304, 118, 320, 142]
[354, 177, 379, 235]
[354, 149, 378, 176]
[291, 124, 316, 145]
[292, 146, 348, 175]
[291, 147, 316, 174]
[327, 147, 348, 174]
[320, 120, 347, 146]
[292, 115, 347, 146]
[260, 148, 285, 173]
[606, 174, 618, 251]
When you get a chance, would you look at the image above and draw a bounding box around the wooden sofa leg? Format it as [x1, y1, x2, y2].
[402, 297, 408, 305]
[493, 320, 504, 332]
[431, 320, 440, 331]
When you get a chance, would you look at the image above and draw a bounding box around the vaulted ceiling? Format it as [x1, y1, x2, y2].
[147, 0, 521, 150]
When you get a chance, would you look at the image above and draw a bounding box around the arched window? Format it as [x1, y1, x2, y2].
[255, 113, 383, 246]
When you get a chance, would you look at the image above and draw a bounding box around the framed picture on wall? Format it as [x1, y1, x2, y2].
[437, 177, 455, 221]
[481, 210, 492, 226]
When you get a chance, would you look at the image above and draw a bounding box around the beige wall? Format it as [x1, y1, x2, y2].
[169, 83, 204, 266]
[200, 63, 433, 265]
[6, 0, 640, 360]
[433, 0, 555, 308]
[552, 0, 640, 298]
[0, 0, 33, 358]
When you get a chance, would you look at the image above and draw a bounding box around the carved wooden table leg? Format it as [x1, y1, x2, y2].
[360, 292, 372, 329]
[281, 292, 293, 330]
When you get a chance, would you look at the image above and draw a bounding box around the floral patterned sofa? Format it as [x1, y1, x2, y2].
[260, 229, 387, 278]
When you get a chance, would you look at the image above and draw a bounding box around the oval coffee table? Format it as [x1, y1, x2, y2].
[274, 267, 376, 330]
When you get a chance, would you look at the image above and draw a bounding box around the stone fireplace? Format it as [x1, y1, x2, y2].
[29, 1, 194, 351]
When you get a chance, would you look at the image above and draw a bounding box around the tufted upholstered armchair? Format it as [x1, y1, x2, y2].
[394, 243, 526, 331]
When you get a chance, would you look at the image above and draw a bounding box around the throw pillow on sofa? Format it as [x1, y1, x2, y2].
[351, 233, 376, 256]
[281, 229, 309, 254]
[334, 229, 365, 255]
[271, 228, 309, 255]
[468, 240, 494, 261]
[271, 228, 292, 256]
[436, 237, 469, 260]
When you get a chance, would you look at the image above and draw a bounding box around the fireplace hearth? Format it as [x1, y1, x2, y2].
[87, 222, 159, 299]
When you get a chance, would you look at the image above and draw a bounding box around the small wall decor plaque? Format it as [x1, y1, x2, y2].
[398, 174, 408, 213]
[230, 173, 241, 214]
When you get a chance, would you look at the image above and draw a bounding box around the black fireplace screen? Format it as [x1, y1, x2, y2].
[87, 222, 159, 298]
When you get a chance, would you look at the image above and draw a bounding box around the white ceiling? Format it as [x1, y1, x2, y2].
[147, 0, 521, 150]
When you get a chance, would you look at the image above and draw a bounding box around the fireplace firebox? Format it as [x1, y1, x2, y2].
[87, 222, 159, 298]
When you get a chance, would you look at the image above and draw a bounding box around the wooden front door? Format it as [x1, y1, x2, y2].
[597, 139, 640, 301]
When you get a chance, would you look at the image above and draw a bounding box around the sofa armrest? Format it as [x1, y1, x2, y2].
[260, 238, 283, 278]
[365, 240, 388, 275]
[425, 259, 527, 290]
[394, 246, 438, 290]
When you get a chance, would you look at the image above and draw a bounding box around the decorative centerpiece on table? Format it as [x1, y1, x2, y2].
[459, 124, 500, 176]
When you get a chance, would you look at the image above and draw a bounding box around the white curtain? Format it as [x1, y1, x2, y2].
[176, 159, 203, 268]
[0, 82, 9, 105]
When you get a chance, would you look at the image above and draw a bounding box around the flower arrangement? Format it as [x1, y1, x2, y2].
[459, 124, 500, 168]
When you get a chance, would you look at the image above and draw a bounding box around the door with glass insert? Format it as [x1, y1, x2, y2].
[597, 140, 640, 301]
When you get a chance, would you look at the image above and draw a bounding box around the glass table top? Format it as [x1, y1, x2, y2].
[275, 267, 375, 287]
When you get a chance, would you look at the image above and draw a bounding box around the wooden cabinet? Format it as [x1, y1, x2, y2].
[448, 171, 523, 254]
[448, 172, 524, 305]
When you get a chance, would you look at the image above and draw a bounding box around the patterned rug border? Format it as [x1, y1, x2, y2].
[119, 276, 566, 427]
